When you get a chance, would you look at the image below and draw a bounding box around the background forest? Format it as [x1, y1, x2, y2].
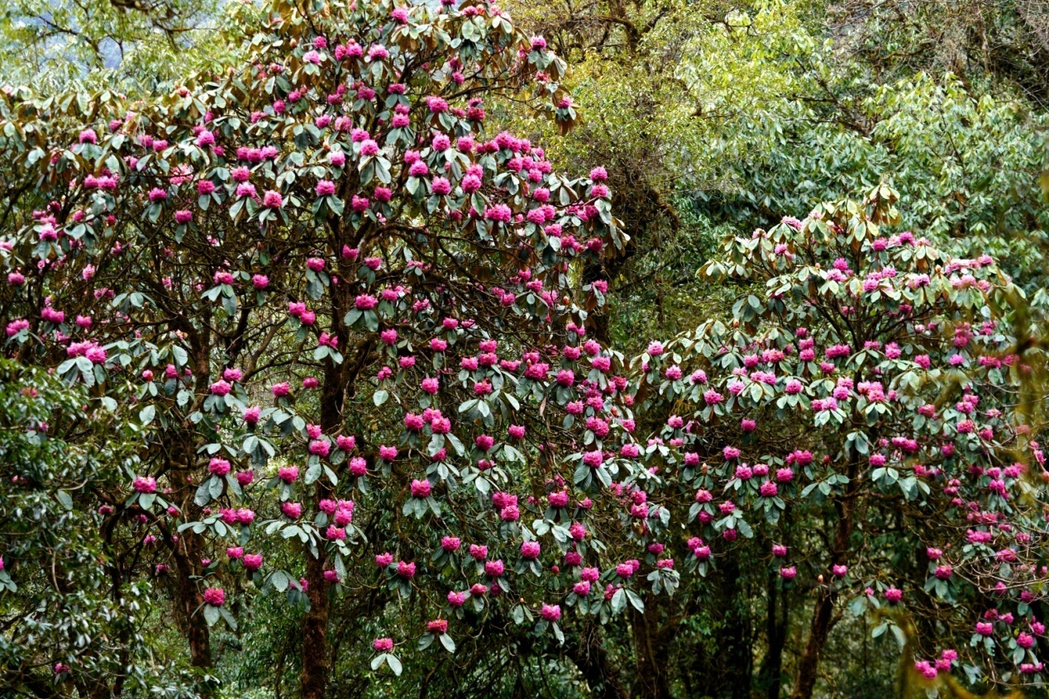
[2, 0, 1049, 698]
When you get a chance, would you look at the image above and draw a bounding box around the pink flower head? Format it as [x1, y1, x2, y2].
[133, 476, 157, 494]
[243, 406, 261, 425]
[209, 458, 231, 476]
[410, 479, 432, 498]
[521, 541, 541, 560]
[202, 588, 225, 606]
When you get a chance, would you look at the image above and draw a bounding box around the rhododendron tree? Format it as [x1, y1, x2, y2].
[0, 0, 658, 695]
[629, 186, 1048, 696]
[3, 0, 1048, 695]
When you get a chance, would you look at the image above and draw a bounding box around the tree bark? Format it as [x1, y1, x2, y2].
[299, 351, 345, 697]
[582, 260, 612, 344]
[171, 545, 212, 670]
[164, 429, 212, 683]
[792, 587, 834, 699]
[631, 605, 671, 699]
[300, 554, 332, 699]
[565, 622, 629, 699]
[722, 555, 753, 699]
[791, 490, 857, 699]
[759, 571, 789, 699]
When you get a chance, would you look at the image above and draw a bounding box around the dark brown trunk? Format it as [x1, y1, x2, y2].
[581, 261, 611, 344]
[722, 554, 753, 699]
[791, 485, 857, 699]
[299, 357, 344, 697]
[565, 622, 628, 699]
[631, 606, 671, 699]
[170, 544, 212, 670]
[300, 554, 332, 699]
[159, 422, 213, 695]
[759, 571, 789, 699]
[164, 339, 215, 680]
[792, 586, 834, 699]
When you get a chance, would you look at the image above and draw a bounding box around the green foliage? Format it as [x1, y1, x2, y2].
[0, 359, 205, 696]
[505, 0, 1048, 354]
[0, 0, 256, 90]
[1, 0, 1048, 697]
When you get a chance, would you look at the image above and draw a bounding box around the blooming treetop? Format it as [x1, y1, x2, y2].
[631, 186, 1047, 692]
[0, 0, 639, 695]
[1, 0, 1045, 694]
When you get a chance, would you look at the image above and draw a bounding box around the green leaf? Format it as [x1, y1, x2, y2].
[220, 607, 238, 631]
[573, 464, 590, 485]
[55, 490, 73, 511]
[270, 570, 289, 592]
[324, 465, 339, 486]
[890, 624, 907, 651]
[446, 433, 464, 456]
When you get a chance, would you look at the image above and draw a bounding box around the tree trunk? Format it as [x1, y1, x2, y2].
[631, 606, 671, 699]
[166, 428, 213, 677]
[581, 260, 611, 344]
[299, 356, 345, 697]
[170, 545, 212, 670]
[565, 622, 629, 699]
[720, 554, 753, 699]
[792, 587, 834, 699]
[300, 554, 332, 699]
[791, 486, 857, 699]
[759, 571, 789, 699]
[161, 340, 215, 685]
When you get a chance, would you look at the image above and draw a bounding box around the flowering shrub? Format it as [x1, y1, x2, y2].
[632, 186, 1047, 694]
[1, 0, 1046, 695]
[0, 0, 638, 695]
